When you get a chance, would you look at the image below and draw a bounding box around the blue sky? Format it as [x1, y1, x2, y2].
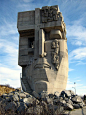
[0, 0, 86, 95]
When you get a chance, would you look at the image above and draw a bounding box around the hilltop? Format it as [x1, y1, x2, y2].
[0, 85, 15, 96]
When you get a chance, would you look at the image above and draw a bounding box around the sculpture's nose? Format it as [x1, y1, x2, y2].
[39, 29, 45, 58]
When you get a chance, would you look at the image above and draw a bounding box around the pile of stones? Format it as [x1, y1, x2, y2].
[0, 89, 85, 115]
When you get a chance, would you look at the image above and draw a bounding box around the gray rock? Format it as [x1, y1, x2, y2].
[48, 93, 54, 98]
[32, 91, 40, 99]
[54, 91, 60, 98]
[79, 103, 83, 108]
[5, 101, 17, 111]
[69, 90, 75, 95]
[55, 106, 64, 115]
[59, 99, 66, 106]
[26, 107, 34, 114]
[65, 98, 73, 105]
[0, 97, 2, 101]
[0, 99, 8, 105]
[23, 97, 39, 107]
[64, 103, 73, 110]
[72, 96, 82, 103]
[14, 91, 19, 95]
[18, 92, 26, 98]
[61, 90, 71, 97]
[81, 100, 85, 106]
[17, 102, 27, 114]
[15, 88, 20, 92]
[8, 92, 14, 96]
[24, 92, 32, 98]
[53, 98, 59, 105]
[46, 97, 53, 104]
[39, 90, 48, 100]
[0, 89, 85, 115]
[26, 105, 43, 115]
[1, 94, 7, 99]
[40, 101, 48, 110]
[16, 102, 21, 108]
[64, 97, 69, 102]
[73, 104, 80, 109]
[19, 98, 23, 102]
[13, 94, 19, 102]
[48, 104, 58, 112]
[5, 95, 13, 102]
[48, 103, 54, 110]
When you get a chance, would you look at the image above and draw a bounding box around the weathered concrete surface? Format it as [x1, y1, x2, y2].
[17, 5, 68, 94]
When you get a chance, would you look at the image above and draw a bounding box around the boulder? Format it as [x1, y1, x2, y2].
[24, 92, 32, 98]
[53, 98, 59, 105]
[18, 92, 26, 98]
[59, 99, 66, 106]
[55, 106, 64, 115]
[1, 94, 7, 99]
[5, 95, 13, 102]
[32, 91, 40, 99]
[13, 94, 19, 102]
[0, 89, 85, 114]
[23, 97, 39, 107]
[65, 98, 73, 105]
[69, 90, 75, 95]
[26, 105, 43, 115]
[72, 96, 82, 103]
[40, 101, 48, 110]
[5, 101, 17, 111]
[73, 104, 80, 109]
[39, 90, 48, 100]
[60, 90, 71, 98]
[54, 91, 60, 99]
[48, 93, 54, 98]
[46, 97, 53, 104]
[17, 102, 27, 114]
[0, 97, 2, 101]
[0, 99, 8, 105]
[79, 103, 83, 108]
[64, 103, 73, 110]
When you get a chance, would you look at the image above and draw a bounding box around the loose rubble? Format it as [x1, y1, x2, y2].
[0, 89, 85, 115]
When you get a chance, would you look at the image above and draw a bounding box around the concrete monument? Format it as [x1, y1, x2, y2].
[17, 5, 68, 94]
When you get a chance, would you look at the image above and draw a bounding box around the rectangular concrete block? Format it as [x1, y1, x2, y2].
[39, 29, 45, 56]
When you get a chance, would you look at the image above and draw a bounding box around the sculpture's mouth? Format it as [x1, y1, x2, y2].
[34, 63, 51, 69]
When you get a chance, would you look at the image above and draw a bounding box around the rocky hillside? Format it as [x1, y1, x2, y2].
[0, 85, 15, 96]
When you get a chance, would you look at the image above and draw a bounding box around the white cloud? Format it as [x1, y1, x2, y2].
[0, 38, 19, 68]
[66, 81, 85, 95]
[66, 77, 86, 95]
[69, 47, 86, 63]
[69, 68, 74, 72]
[67, 20, 86, 46]
[0, 66, 21, 88]
[76, 80, 81, 82]
[23, 0, 34, 2]
[0, 20, 17, 37]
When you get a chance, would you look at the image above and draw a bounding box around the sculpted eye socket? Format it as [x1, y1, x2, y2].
[28, 37, 34, 48]
[45, 29, 62, 41]
[50, 30, 62, 39]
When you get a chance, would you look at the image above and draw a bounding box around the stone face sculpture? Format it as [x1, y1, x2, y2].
[17, 5, 68, 94]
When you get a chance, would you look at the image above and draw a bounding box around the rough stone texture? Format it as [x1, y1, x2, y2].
[0, 90, 85, 115]
[32, 91, 40, 99]
[72, 95, 82, 103]
[64, 103, 73, 110]
[5, 101, 17, 111]
[73, 104, 80, 109]
[17, 5, 68, 94]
